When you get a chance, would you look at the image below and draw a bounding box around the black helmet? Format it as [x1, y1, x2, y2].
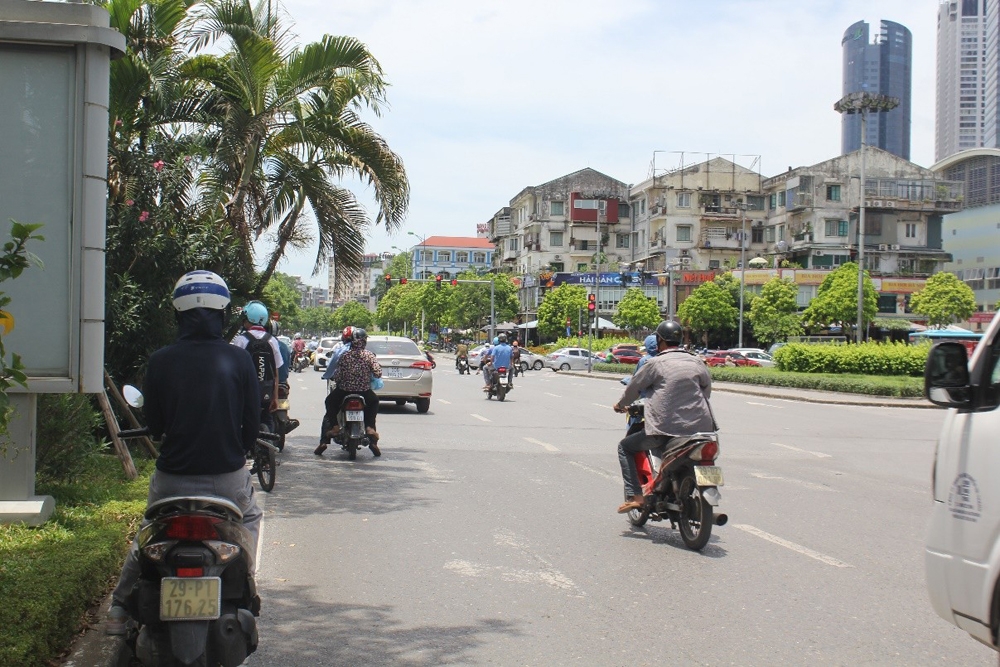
[655, 320, 683, 345]
[352, 327, 368, 343]
[498, 333, 507, 343]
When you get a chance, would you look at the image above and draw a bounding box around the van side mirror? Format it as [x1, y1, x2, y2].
[924, 342, 971, 408]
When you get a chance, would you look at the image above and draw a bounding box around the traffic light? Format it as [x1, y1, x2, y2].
[400, 277, 407, 285]
[587, 293, 596, 315]
[384, 274, 391, 288]
[450, 278, 458, 287]
[435, 274, 443, 289]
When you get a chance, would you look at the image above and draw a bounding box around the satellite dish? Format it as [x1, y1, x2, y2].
[776, 240, 788, 252]
[122, 384, 144, 408]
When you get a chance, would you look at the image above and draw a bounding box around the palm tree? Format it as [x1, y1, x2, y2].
[181, 0, 409, 293]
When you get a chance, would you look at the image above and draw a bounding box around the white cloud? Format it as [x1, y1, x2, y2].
[265, 0, 940, 285]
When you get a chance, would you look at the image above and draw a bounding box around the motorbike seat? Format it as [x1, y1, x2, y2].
[145, 495, 243, 522]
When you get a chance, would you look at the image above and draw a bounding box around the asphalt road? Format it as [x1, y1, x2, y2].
[246, 363, 995, 666]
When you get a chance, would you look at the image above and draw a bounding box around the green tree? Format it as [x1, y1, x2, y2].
[715, 272, 756, 314]
[374, 251, 412, 299]
[331, 300, 374, 331]
[299, 306, 335, 335]
[909, 272, 977, 327]
[677, 280, 738, 346]
[445, 272, 518, 331]
[261, 273, 302, 329]
[537, 283, 588, 340]
[748, 277, 803, 345]
[801, 262, 877, 335]
[613, 288, 660, 333]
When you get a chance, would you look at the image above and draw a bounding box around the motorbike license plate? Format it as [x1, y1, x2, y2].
[346, 410, 364, 421]
[384, 368, 403, 378]
[160, 577, 221, 621]
[694, 466, 724, 487]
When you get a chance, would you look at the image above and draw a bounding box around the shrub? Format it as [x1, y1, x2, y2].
[773, 341, 929, 377]
[594, 363, 636, 374]
[548, 335, 638, 352]
[35, 394, 105, 484]
[707, 366, 923, 397]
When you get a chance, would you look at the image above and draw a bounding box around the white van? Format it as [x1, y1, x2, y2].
[924, 314, 1000, 650]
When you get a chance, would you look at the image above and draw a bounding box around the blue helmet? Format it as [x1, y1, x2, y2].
[493, 336, 499, 345]
[243, 300, 269, 326]
[172, 270, 230, 311]
[643, 334, 658, 356]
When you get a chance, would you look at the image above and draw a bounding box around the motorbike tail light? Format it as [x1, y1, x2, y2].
[141, 541, 176, 563]
[497, 367, 507, 373]
[345, 399, 364, 411]
[205, 540, 242, 563]
[165, 515, 220, 541]
[411, 360, 433, 371]
[691, 441, 719, 462]
[176, 567, 204, 578]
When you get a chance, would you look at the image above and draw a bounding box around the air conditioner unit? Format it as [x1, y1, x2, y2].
[872, 200, 883, 208]
[680, 257, 692, 266]
[553, 255, 562, 260]
[680, 249, 689, 256]
[878, 244, 888, 251]
[891, 244, 901, 251]
[814, 251, 825, 257]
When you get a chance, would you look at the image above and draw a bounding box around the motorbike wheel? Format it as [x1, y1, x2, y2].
[497, 385, 506, 401]
[627, 506, 649, 527]
[677, 474, 712, 550]
[276, 431, 285, 452]
[256, 443, 276, 492]
[347, 439, 358, 461]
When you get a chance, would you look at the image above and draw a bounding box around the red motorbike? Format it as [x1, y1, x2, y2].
[623, 399, 727, 551]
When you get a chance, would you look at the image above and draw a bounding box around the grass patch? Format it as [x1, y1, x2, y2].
[0, 455, 151, 667]
[707, 366, 924, 397]
[594, 362, 636, 374]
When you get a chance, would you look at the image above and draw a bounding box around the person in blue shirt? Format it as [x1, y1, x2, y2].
[484, 333, 513, 391]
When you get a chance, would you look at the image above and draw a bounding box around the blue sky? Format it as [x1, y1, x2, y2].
[263, 0, 938, 286]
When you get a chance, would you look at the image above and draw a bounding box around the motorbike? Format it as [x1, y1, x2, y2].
[485, 364, 513, 401]
[332, 392, 372, 460]
[618, 378, 726, 551]
[271, 382, 293, 452]
[456, 356, 470, 375]
[291, 351, 310, 373]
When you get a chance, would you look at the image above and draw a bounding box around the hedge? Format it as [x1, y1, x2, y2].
[0, 457, 150, 667]
[773, 341, 930, 377]
[707, 366, 924, 397]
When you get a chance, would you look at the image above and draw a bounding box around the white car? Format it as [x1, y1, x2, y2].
[313, 337, 339, 371]
[468, 345, 489, 370]
[544, 347, 592, 371]
[731, 349, 775, 367]
[923, 313, 1000, 650]
[516, 348, 544, 371]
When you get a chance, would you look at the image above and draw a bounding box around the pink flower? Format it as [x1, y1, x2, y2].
[114, 119, 123, 127]
[152, 160, 165, 172]
[183, 156, 192, 163]
[126, 199, 134, 206]
[138, 211, 150, 222]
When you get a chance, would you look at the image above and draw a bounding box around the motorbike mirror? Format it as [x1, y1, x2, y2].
[123, 384, 144, 408]
[620, 377, 631, 386]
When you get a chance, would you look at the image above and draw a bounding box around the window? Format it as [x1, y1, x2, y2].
[574, 199, 599, 209]
[769, 194, 776, 210]
[550, 201, 564, 216]
[640, 199, 646, 214]
[550, 231, 564, 246]
[473, 252, 487, 264]
[618, 202, 629, 218]
[677, 225, 692, 242]
[616, 234, 629, 248]
[747, 195, 765, 211]
[576, 263, 589, 272]
[825, 219, 849, 237]
[550, 262, 564, 272]
[708, 260, 721, 269]
[507, 238, 519, 251]
[420, 250, 434, 263]
[826, 184, 841, 201]
[455, 251, 469, 263]
[752, 227, 764, 244]
[677, 192, 691, 208]
[905, 223, 918, 238]
[778, 191, 786, 207]
[578, 239, 589, 250]
[864, 215, 882, 236]
[437, 251, 452, 262]
[765, 227, 775, 243]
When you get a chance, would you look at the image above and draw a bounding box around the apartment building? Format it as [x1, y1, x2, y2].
[490, 168, 631, 319]
[937, 0, 992, 161]
[409, 236, 493, 279]
[328, 253, 384, 308]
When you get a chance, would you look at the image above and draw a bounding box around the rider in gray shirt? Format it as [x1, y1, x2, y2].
[613, 320, 716, 514]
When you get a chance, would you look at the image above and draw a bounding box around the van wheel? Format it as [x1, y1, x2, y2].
[416, 398, 430, 413]
[395, 399, 406, 406]
[559, 363, 570, 371]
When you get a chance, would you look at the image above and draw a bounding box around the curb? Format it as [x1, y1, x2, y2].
[557, 370, 934, 409]
[61, 594, 123, 667]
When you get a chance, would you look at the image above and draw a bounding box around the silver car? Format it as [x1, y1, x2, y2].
[368, 336, 433, 413]
[544, 347, 593, 371]
[515, 348, 544, 371]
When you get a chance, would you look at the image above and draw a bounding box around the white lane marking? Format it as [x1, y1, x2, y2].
[734, 524, 853, 568]
[524, 437, 559, 452]
[592, 402, 612, 409]
[747, 401, 782, 409]
[544, 392, 562, 398]
[567, 460, 618, 481]
[470, 413, 491, 422]
[437, 399, 451, 405]
[772, 442, 832, 459]
[255, 492, 267, 571]
[749, 472, 835, 492]
[444, 559, 578, 591]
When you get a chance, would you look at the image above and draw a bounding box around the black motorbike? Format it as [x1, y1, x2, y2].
[291, 351, 310, 373]
[456, 356, 470, 375]
[486, 364, 513, 401]
[332, 393, 372, 460]
[116, 426, 277, 666]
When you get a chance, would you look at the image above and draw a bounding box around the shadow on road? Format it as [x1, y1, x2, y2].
[621, 524, 728, 558]
[250, 583, 522, 666]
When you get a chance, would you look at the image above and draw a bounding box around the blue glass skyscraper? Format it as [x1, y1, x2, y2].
[841, 20, 912, 160]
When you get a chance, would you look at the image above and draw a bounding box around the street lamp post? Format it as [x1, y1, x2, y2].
[736, 202, 755, 348]
[407, 231, 428, 341]
[834, 91, 899, 343]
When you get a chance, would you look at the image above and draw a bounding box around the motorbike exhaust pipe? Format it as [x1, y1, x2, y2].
[714, 514, 728, 526]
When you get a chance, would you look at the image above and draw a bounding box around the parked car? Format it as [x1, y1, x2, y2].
[730, 348, 775, 367]
[468, 345, 489, 370]
[922, 316, 1000, 651]
[313, 337, 339, 371]
[704, 350, 760, 367]
[606, 344, 642, 364]
[367, 336, 433, 413]
[516, 348, 545, 371]
[545, 347, 593, 371]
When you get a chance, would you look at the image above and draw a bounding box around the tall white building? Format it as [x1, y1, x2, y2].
[937, 0, 991, 162]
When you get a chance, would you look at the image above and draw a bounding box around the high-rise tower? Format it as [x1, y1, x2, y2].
[936, 0, 990, 162]
[842, 20, 913, 160]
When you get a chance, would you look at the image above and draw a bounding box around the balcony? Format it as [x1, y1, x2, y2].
[860, 198, 962, 213]
[787, 192, 813, 211]
[699, 226, 745, 249]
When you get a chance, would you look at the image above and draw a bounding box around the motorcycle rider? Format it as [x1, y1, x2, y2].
[483, 333, 513, 391]
[323, 328, 382, 456]
[291, 332, 307, 370]
[231, 300, 283, 431]
[455, 340, 469, 371]
[314, 326, 353, 455]
[270, 320, 299, 435]
[107, 270, 263, 635]
[511, 340, 522, 377]
[612, 320, 716, 514]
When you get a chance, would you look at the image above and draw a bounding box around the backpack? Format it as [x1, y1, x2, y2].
[243, 331, 276, 406]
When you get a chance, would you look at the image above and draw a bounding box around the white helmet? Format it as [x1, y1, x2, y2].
[172, 270, 231, 311]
